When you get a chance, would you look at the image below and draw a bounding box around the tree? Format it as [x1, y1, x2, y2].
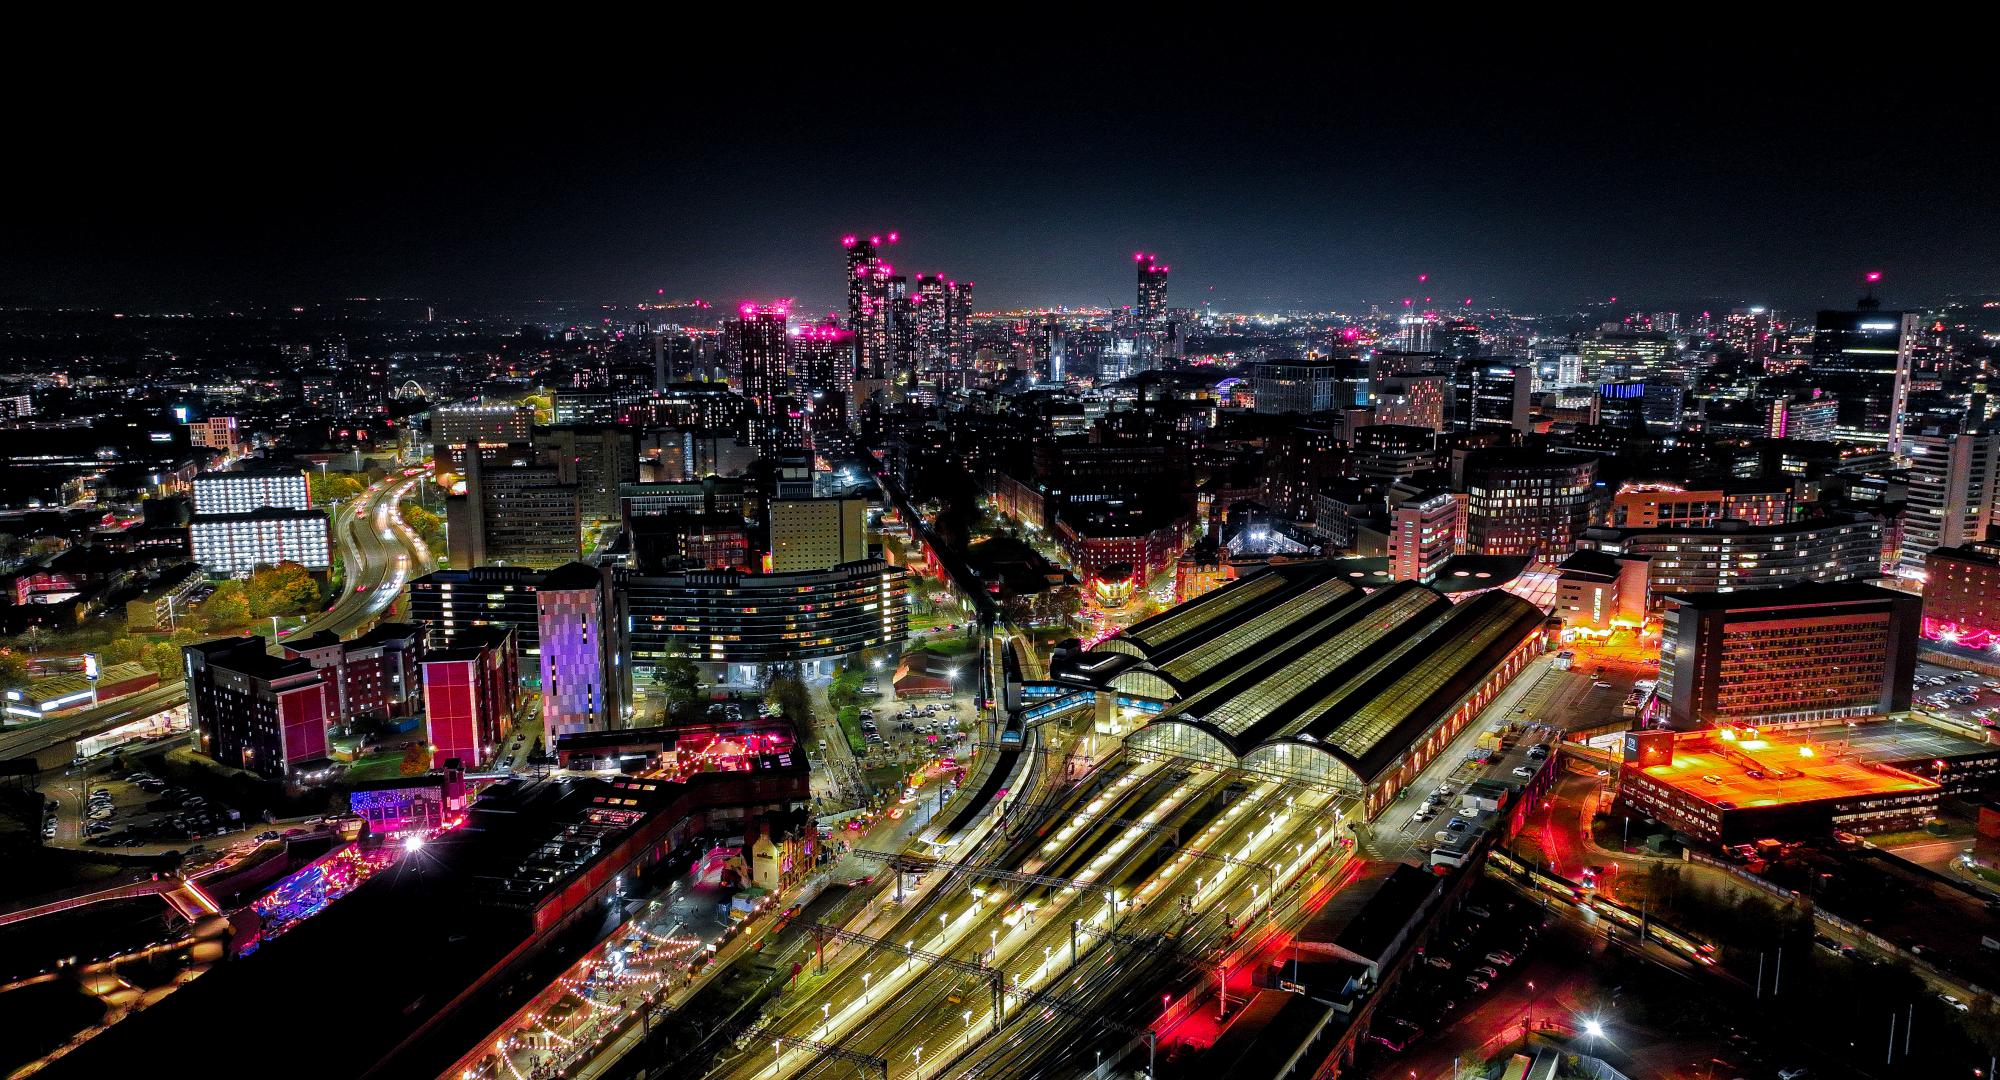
[0, 649, 29, 692]
[247, 562, 322, 618]
[400, 500, 446, 555]
[654, 644, 701, 716]
[16, 626, 52, 655]
[308, 472, 365, 507]
[764, 671, 813, 724]
[144, 642, 184, 679]
[100, 637, 146, 666]
[399, 743, 432, 776]
[201, 582, 251, 631]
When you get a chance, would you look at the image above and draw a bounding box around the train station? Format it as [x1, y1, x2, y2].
[1047, 563, 1554, 818]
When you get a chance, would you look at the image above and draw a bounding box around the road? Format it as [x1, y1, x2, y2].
[0, 468, 434, 767]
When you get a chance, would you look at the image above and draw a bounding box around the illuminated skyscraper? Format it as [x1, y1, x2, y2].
[734, 303, 792, 458]
[843, 232, 900, 381]
[791, 321, 855, 452]
[1135, 252, 1168, 322]
[1810, 304, 1918, 456]
[946, 278, 973, 370]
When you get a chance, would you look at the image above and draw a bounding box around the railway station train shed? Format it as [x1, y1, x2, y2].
[1047, 562, 1553, 818]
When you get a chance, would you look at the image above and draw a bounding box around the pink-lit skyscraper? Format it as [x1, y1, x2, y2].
[1135, 252, 1168, 323]
[791, 320, 855, 453]
[844, 233, 899, 381]
[734, 303, 792, 458]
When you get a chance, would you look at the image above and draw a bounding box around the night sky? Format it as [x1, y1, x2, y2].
[5, 46, 1994, 316]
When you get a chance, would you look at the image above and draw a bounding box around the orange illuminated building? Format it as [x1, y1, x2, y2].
[1611, 480, 1794, 529]
[1617, 726, 1938, 844]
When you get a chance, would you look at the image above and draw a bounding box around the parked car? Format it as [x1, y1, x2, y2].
[1485, 951, 1516, 967]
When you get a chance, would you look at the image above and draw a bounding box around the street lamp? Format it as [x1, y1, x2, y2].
[961, 1009, 973, 1049]
[821, 1001, 830, 1041]
[862, 971, 872, 1004]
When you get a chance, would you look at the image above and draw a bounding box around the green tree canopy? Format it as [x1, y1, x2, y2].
[202, 582, 252, 630]
[247, 562, 322, 618]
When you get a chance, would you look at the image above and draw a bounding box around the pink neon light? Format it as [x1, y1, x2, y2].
[1867, 271, 1883, 283]
[888, 231, 899, 243]
[1418, 273, 1429, 283]
[1924, 617, 2000, 653]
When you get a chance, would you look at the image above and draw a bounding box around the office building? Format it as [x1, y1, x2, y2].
[421, 625, 520, 771]
[1810, 307, 1917, 453]
[1656, 582, 1918, 730]
[536, 424, 638, 526]
[445, 452, 581, 569]
[188, 416, 242, 457]
[625, 559, 909, 685]
[1387, 488, 1459, 583]
[1899, 426, 1997, 578]
[190, 507, 332, 575]
[537, 562, 630, 739]
[1373, 373, 1449, 432]
[1573, 513, 1882, 611]
[1578, 332, 1674, 382]
[431, 403, 534, 471]
[407, 566, 545, 662]
[1611, 480, 1794, 529]
[768, 497, 868, 572]
[1250, 359, 1337, 415]
[184, 636, 334, 779]
[1461, 448, 1597, 565]
[192, 466, 310, 515]
[1452, 362, 1533, 432]
[1767, 391, 1839, 442]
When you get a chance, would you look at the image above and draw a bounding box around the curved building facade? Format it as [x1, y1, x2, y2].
[625, 558, 909, 684]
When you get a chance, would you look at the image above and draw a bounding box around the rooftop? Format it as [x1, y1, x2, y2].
[1638, 730, 1938, 808]
[1662, 580, 1915, 611]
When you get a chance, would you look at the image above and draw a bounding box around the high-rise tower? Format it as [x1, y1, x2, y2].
[1135, 252, 1168, 322]
[734, 303, 792, 458]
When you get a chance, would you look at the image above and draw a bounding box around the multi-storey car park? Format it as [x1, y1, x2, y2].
[673, 562, 1553, 1080]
